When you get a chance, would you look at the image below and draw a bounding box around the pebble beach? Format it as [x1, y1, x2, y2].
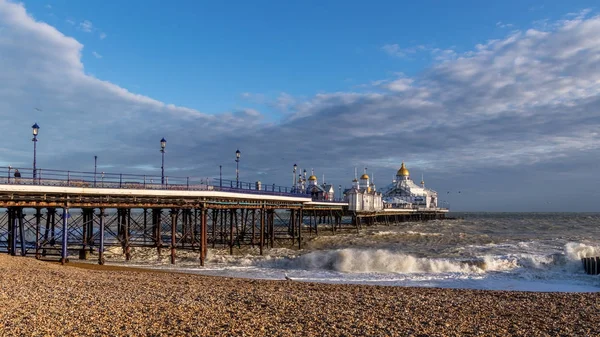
[0, 255, 599, 336]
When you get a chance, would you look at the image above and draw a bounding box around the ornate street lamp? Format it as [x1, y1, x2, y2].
[160, 138, 167, 185]
[235, 149, 241, 188]
[94, 155, 98, 187]
[32, 123, 39, 181]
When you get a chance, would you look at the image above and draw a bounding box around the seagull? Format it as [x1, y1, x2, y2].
[284, 273, 292, 281]
[34, 107, 42, 111]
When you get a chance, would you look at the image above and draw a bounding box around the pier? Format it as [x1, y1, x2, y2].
[0, 166, 447, 265]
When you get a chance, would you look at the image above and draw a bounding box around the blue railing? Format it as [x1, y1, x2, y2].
[0, 166, 311, 198]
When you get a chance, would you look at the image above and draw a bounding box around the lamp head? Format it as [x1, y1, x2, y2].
[32, 123, 40, 136]
[160, 138, 167, 149]
[235, 149, 241, 159]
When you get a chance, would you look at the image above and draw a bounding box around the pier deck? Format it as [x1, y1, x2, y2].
[0, 167, 447, 265]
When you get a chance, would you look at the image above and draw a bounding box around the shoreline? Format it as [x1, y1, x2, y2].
[1, 255, 599, 336]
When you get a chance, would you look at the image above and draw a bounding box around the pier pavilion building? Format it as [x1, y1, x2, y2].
[381, 162, 438, 209]
[344, 170, 383, 212]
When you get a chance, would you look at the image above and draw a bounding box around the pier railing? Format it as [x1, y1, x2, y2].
[0, 166, 309, 198]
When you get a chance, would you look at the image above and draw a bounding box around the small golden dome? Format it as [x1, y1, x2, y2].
[397, 162, 410, 176]
[360, 173, 369, 180]
[308, 175, 317, 181]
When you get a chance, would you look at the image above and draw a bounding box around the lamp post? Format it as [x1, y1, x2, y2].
[219, 165, 222, 188]
[293, 164, 297, 193]
[32, 123, 39, 181]
[94, 155, 97, 187]
[235, 149, 241, 188]
[160, 138, 166, 185]
[339, 185, 342, 201]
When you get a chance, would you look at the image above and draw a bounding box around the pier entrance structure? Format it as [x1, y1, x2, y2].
[0, 167, 447, 265]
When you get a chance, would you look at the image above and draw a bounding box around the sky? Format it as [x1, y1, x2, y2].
[1, 0, 600, 211]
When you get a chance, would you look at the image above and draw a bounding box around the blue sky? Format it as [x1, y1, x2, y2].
[24, 0, 596, 118]
[2, 0, 600, 211]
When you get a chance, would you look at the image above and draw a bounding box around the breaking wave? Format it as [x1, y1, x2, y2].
[261, 242, 600, 275]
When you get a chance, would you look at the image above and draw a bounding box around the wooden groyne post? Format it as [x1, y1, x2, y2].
[582, 257, 600, 275]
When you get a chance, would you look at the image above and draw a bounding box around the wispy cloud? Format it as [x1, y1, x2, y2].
[496, 21, 514, 29]
[381, 44, 427, 58]
[99, 32, 106, 40]
[92, 51, 102, 59]
[78, 20, 93, 32]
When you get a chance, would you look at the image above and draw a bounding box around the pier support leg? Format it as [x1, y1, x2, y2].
[290, 209, 295, 245]
[9, 208, 16, 256]
[229, 209, 234, 255]
[18, 208, 25, 256]
[200, 207, 206, 266]
[35, 208, 41, 259]
[298, 208, 303, 249]
[61, 207, 69, 265]
[98, 208, 105, 265]
[251, 209, 256, 247]
[170, 209, 177, 264]
[269, 210, 274, 249]
[259, 207, 265, 255]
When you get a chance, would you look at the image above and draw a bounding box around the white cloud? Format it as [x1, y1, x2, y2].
[385, 78, 413, 92]
[2, 0, 600, 210]
[92, 51, 102, 59]
[99, 32, 106, 40]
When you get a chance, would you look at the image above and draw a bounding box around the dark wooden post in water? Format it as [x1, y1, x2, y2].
[98, 208, 105, 265]
[60, 207, 69, 265]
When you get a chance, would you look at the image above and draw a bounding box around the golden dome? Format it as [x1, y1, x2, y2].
[308, 175, 317, 181]
[397, 162, 410, 176]
[360, 173, 369, 180]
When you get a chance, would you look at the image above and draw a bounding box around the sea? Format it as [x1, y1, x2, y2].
[103, 212, 600, 292]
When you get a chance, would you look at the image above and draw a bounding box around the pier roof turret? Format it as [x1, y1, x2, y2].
[397, 162, 410, 177]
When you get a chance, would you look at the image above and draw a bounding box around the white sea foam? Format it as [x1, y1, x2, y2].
[264, 248, 486, 274]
